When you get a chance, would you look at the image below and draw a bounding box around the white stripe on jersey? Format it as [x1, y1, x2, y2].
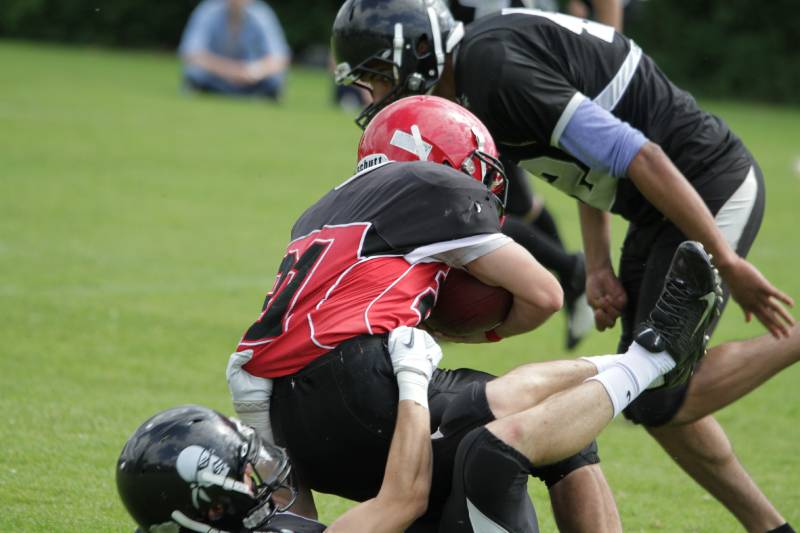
[404, 233, 509, 265]
[593, 41, 643, 112]
[308, 314, 336, 350]
[550, 41, 642, 147]
[715, 166, 758, 251]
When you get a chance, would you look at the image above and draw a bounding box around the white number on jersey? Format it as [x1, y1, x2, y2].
[520, 156, 618, 211]
[501, 8, 616, 43]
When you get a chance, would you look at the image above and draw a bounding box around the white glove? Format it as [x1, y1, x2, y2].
[226, 350, 275, 443]
[387, 327, 443, 408]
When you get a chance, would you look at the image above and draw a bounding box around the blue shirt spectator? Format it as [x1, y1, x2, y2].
[179, 0, 290, 99]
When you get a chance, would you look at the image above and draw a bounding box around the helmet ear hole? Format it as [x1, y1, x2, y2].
[415, 36, 431, 58]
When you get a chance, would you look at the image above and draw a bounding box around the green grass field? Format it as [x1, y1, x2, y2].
[1, 41, 798, 532]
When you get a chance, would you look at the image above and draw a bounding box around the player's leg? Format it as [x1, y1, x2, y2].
[439, 379, 623, 533]
[647, 417, 788, 532]
[422, 361, 617, 532]
[485, 359, 622, 532]
[666, 163, 799, 422]
[674, 325, 800, 423]
[619, 168, 792, 530]
[438, 426, 540, 533]
[457, 242, 720, 533]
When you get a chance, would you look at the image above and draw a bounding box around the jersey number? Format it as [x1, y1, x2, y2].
[502, 8, 615, 43]
[244, 242, 329, 340]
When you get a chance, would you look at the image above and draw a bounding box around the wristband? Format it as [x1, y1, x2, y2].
[484, 329, 502, 342]
[396, 370, 430, 409]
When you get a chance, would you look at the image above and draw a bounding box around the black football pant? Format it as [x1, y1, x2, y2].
[621, 162, 765, 426]
[270, 334, 600, 530]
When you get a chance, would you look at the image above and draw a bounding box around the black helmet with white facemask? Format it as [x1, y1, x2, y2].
[332, 0, 464, 129]
[116, 405, 294, 533]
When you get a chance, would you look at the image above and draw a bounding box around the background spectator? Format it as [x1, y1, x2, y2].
[179, 0, 290, 99]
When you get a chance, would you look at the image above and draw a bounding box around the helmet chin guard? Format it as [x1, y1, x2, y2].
[357, 95, 508, 219]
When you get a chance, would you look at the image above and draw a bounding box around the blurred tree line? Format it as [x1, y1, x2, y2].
[0, 0, 797, 104]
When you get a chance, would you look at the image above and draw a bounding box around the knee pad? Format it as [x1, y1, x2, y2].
[530, 440, 600, 488]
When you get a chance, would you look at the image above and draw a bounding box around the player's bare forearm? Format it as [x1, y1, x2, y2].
[325, 400, 431, 532]
[579, 203, 626, 328]
[628, 142, 795, 335]
[628, 142, 737, 268]
[466, 242, 563, 338]
[578, 202, 613, 273]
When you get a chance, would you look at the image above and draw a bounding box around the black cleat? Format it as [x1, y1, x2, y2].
[634, 241, 722, 388]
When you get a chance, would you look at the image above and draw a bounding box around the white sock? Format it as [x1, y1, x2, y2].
[580, 354, 623, 373]
[587, 341, 676, 417]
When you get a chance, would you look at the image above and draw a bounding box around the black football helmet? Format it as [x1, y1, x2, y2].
[332, 0, 464, 129]
[116, 405, 295, 533]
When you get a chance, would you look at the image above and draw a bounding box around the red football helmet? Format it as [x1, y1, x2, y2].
[357, 95, 508, 218]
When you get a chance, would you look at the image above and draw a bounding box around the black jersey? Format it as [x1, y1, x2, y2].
[454, 9, 751, 224]
[239, 161, 503, 377]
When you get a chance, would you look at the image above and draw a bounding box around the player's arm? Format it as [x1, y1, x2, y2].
[559, 97, 793, 336]
[579, 202, 627, 330]
[465, 241, 563, 339]
[326, 328, 439, 533]
[627, 142, 795, 337]
[325, 400, 430, 533]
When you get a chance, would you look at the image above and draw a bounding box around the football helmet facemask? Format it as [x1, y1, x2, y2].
[116, 405, 295, 533]
[357, 95, 508, 220]
[332, 0, 464, 129]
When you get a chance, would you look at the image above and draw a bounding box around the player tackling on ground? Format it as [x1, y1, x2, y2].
[118, 238, 722, 531]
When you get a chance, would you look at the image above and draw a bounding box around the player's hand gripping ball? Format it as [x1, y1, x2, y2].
[425, 269, 512, 336]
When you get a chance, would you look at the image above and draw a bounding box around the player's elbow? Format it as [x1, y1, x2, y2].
[402, 473, 431, 519]
[380, 481, 429, 527]
[406, 486, 430, 521]
[629, 141, 667, 173]
[530, 280, 564, 317]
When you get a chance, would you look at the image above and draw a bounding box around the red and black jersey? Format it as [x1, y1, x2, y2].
[238, 161, 503, 378]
